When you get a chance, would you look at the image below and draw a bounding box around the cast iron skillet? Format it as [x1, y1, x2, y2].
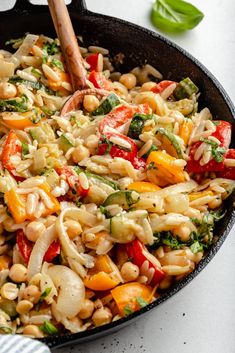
[0, 0, 235, 349]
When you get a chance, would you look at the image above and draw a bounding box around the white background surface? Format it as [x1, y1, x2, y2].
[1, 1, 235, 353]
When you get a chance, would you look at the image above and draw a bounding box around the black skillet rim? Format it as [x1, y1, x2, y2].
[1, 0, 235, 348]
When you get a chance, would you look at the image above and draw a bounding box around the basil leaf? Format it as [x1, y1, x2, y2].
[151, 0, 204, 32]
[39, 321, 58, 335]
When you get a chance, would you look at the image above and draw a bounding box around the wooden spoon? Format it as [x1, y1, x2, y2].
[48, 0, 87, 91]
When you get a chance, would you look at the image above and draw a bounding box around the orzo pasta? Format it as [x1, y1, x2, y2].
[0, 34, 234, 337]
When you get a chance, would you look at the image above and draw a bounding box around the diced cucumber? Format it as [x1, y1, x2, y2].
[92, 93, 120, 116]
[156, 127, 184, 158]
[173, 77, 199, 100]
[42, 168, 59, 188]
[74, 166, 119, 191]
[21, 142, 29, 158]
[167, 99, 194, 116]
[128, 114, 154, 140]
[110, 210, 148, 243]
[103, 190, 140, 209]
[29, 123, 55, 144]
[59, 134, 74, 153]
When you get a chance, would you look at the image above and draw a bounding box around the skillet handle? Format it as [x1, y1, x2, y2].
[69, 0, 87, 12]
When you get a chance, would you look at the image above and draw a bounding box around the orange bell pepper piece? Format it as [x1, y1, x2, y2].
[189, 190, 214, 202]
[147, 151, 185, 186]
[0, 255, 12, 271]
[111, 282, 154, 316]
[127, 181, 161, 193]
[84, 254, 122, 291]
[179, 119, 194, 146]
[4, 182, 60, 224]
[84, 272, 120, 291]
[2, 109, 44, 130]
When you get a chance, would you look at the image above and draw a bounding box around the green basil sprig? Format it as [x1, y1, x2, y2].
[151, 0, 204, 32]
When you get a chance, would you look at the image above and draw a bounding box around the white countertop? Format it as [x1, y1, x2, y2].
[1, 1, 235, 353]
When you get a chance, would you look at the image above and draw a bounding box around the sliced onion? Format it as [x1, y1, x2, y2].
[27, 225, 57, 280]
[11, 34, 39, 68]
[56, 207, 95, 267]
[48, 265, 85, 319]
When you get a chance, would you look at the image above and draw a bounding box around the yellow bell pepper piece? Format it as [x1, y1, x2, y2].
[179, 119, 194, 146]
[111, 282, 154, 316]
[189, 190, 214, 202]
[127, 181, 161, 193]
[84, 272, 120, 291]
[2, 110, 45, 130]
[4, 182, 60, 224]
[4, 189, 27, 224]
[147, 151, 185, 186]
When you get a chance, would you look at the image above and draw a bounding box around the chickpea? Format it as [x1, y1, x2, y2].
[79, 299, 95, 319]
[23, 324, 44, 338]
[9, 264, 27, 283]
[85, 134, 99, 149]
[92, 307, 112, 327]
[0, 82, 17, 99]
[16, 300, 33, 314]
[120, 262, 139, 282]
[72, 145, 90, 163]
[22, 285, 41, 304]
[64, 219, 82, 239]
[1, 283, 19, 300]
[119, 73, 136, 90]
[83, 94, 100, 112]
[25, 221, 46, 242]
[141, 81, 157, 92]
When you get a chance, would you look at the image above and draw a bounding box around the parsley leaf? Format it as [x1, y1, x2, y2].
[123, 304, 134, 316]
[35, 287, 51, 311]
[200, 138, 226, 163]
[39, 321, 58, 335]
[51, 58, 64, 71]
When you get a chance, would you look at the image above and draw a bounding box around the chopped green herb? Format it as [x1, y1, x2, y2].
[200, 138, 226, 163]
[136, 296, 148, 308]
[51, 58, 64, 71]
[190, 241, 203, 254]
[22, 142, 29, 158]
[0, 94, 29, 113]
[212, 121, 220, 126]
[9, 76, 54, 95]
[43, 41, 60, 56]
[123, 304, 134, 317]
[39, 321, 58, 335]
[99, 205, 112, 218]
[35, 287, 52, 311]
[31, 67, 42, 78]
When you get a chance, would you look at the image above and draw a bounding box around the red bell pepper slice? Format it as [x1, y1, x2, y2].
[99, 104, 151, 134]
[99, 105, 134, 134]
[86, 53, 99, 71]
[187, 141, 225, 173]
[132, 156, 146, 170]
[57, 166, 89, 198]
[1, 130, 22, 176]
[151, 80, 175, 94]
[43, 241, 61, 262]
[187, 120, 232, 173]
[88, 70, 113, 91]
[16, 230, 60, 264]
[17, 229, 33, 264]
[98, 132, 138, 164]
[218, 149, 235, 180]
[126, 239, 165, 286]
[212, 121, 231, 149]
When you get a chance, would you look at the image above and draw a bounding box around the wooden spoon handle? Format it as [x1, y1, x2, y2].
[48, 0, 87, 91]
